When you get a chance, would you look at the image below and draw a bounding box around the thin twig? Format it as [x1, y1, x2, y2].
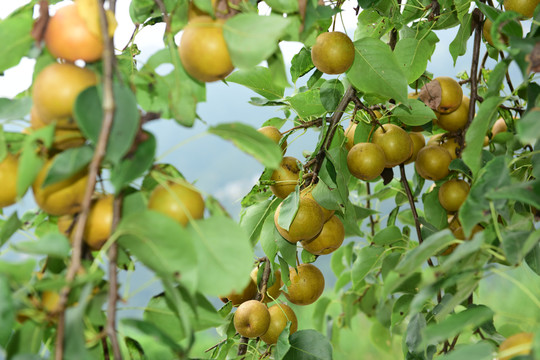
[462, 8, 483, 151]
[399, 165, 435, 267]
[107, 194, 124, 360]
[282, 118, 324, 134]
[306, 86, 356, 187]
[153, 0, 171, 34]
[254, 257, 272, 302]
[54, 2, 117, 358]
[366, 183, 375, 237]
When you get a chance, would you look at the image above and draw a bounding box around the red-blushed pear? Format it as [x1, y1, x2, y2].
[405, 132, 426, 164]
[498, 332, 534, 360]
[415, 145, 452, 181]
[311, 31, 355, 75]
[284, 264, 325, 305]
[301, 215, 345, 255]
[251, 267, 282, 303]
[347, 142, 386, 181]
[274, 197, 324, 244]
[371, 124, 413, 167]
[258, 126, 287, 152]
[220, 278, 258, 306]
[300, 187, 335, 222]
[438, 179, 470, 213]
[260, 303, 298, 344]
[179, 16, 233, 82]
[233, 300, 270, 338]
[44, 4, 103, 62]
[0, 153, 19, 208]
[33, 158, 89, 216]
[437, 96, 469, 132]
[270, 157, 300, 199]
[148, 180, 205, 227]
[32, 63, 97, 123]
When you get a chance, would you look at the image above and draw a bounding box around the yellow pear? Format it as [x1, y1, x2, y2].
[233, 300, 270, 338]
[260, 303, 298, 344]
[148, 180, 205, 226]
[301, 215, 345, 255]
[274, 197, 324, 243]
[33, 158, 89, 216]
[179, 16, 234, 82]
[284, 263, 325, 306]
[270, 157, 300, 199]
[0, 153, 19, 208]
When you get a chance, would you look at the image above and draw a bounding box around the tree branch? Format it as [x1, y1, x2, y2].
[107, 194, 124, 360]
[54, 2, 117, 358]
[306, 86, 356, 187]
[366, 183, 375, 237]
[461, 8, 483, 153]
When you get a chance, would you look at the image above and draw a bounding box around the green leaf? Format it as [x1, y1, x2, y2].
[6, 320, 43, 358]
[0, 211, 21, 246]
[312, 296, 332, 332]
[277, 191, 300, 231]
[287, 89, 327, 119]
[187, 216, 254, 297]
[516, 108, 540, 144]
[355, 9, 392, 40]
[275, 323, 292, 360]
[116, 210, 198, 281]
[352, 246, 385, 287]
[64, 285, 93, 360]
[320, 79, 345, 112]
[74, 82, 139, 165]
[283, 329, 333, 360]
[290, 47, 314, 83]
[392, 294, 413, 328]
[240, 199, 276, 244]
[110, 132, 156, 192]
[394, 38, 433, 83]
[121, 318, 184, 358]
[17, 126, 53, 197]
[462, 96, 503, 176]
[438, 342, 496, 360]
[42, 146, 93, 187]
[347, 37, 408, 103]
[12, 232, 70, 258]
[395, 230, 455, 274]
[486, 59, 510, 98]
[422, 187, 447, 230]
[448, 13, 472, 65]
[0, 97, 32, 121]
[486, 181, 540, 209]
[373, 226, 402, 245]
[227, 66, 285, 100]
[0, 11, 34, 73]
[500, 230, 539, 266]
[459, 156, 510, 236]
[0, 275, 14, 347]
[265, 0, 299, 13]
[208, 122, 283, 170]
[420, 306, 494, 349]
[223, 14, 290, 68]
[393, 99, 437, 126]
[261, 214, 278, 261]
